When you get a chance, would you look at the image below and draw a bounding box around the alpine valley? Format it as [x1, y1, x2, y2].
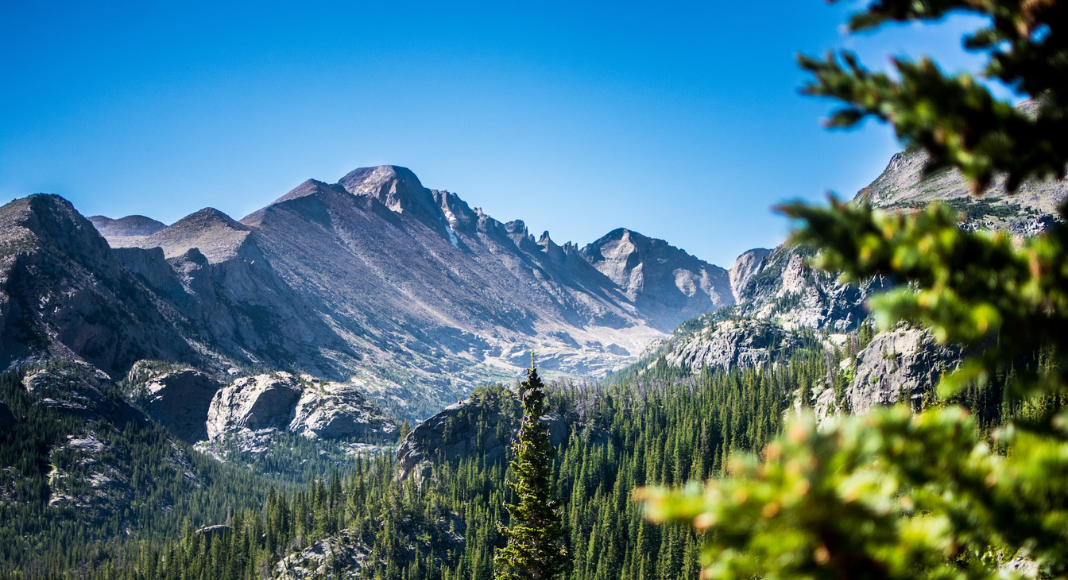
[1, 153, 1065, 579]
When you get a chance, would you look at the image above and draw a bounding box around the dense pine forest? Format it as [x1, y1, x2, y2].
[1, 318, 1039, 580]
[0, 331, 923, 580]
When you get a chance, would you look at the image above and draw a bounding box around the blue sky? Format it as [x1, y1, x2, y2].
[0, 1, 1005, 267]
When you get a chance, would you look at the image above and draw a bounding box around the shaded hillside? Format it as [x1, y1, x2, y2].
[0, 196, 202, 376]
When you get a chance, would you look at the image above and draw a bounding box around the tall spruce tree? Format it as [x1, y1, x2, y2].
[494, 360, 569, 580]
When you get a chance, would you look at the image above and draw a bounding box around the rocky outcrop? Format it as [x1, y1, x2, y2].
[1, 361, 201, 519]
[290, 379, 398, 440]
[846, 328, 962, 414]
[275, 530, 370, 580]
[733, 246, 890, 332]
[133, 368, 222, 443]
[662, 318, 792, 373]
[206, 373, 303, 440]
[275, 518, 464, 580]
[397, 388, 568, 480]
[204, 372, 397, 452]
[24, 362, 146, 430]
[729, 248, 770, 302]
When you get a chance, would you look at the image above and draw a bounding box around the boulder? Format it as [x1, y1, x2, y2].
[290, 379, 397, 440]
[206, 372, 302, 440]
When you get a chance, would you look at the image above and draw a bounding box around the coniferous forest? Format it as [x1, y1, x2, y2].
[0, 339, 818, 578]
[0, 332, 1028, 580]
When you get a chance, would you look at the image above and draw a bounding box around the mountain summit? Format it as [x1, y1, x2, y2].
[339, 165, 438, 217]
[581, 228, 733, 331]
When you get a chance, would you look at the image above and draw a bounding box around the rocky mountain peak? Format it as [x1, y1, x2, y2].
[138, 207, 252, 262]
[170, 208, 248, 233]
[89, 215, 166, 238]
[271, 179, 339, 204]
[3, 194, 112, 265]
[581, 227, 734, 332]
[729, 248, 771, 302]
[338, 165, 439, 218]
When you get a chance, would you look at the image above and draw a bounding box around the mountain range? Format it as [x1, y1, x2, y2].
[2, 165, 737, 417]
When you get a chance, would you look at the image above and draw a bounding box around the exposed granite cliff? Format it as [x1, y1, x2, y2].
[291, 380, 398, 440]
[728, 248, 771, 302]
[846, 328, 962, 415]
[206, 373, 304, 440]
[126, 365, 222, 443]
[204, 372, 397, 453]
[0, 195, 203, 376]
[661, 318, 795, 373]
[733, 246, 890, 333]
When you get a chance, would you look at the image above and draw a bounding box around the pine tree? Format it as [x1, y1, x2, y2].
[493, 360, 569, 580]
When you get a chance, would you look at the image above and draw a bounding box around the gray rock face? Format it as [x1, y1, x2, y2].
[581, 228, 735, 332]
[276, 530, 369, 580]
[662, 318, 791, 373]
[396, 390, 568, 480]
[733, 245, 891, 333]
[290, 379, 398, 440]
[339, 165, 441, 222]
[729, 248, 770, 302]
[206, 373, 303, 439]
[846, 328, 961, 415]
[204, 372, 397, 452]
[134, 368, 222, 443]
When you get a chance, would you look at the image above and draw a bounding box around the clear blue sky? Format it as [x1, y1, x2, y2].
[0, 1, 1006, 267]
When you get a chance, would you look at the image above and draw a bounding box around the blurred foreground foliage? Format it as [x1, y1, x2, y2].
[640, 1, 1068, 579]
